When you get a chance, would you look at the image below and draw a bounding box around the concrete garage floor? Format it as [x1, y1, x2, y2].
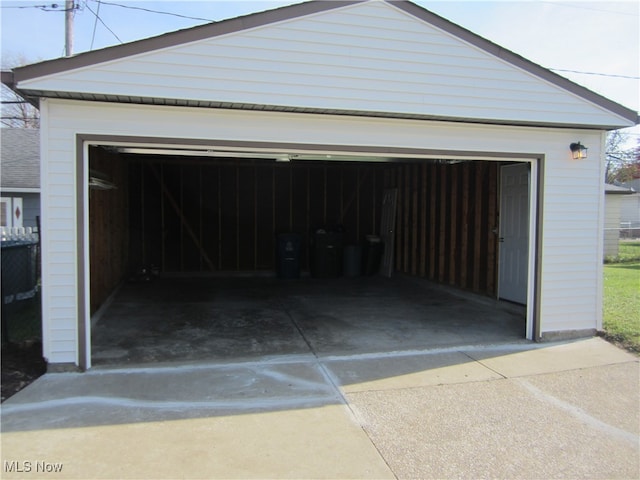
[91, 274, 525, 367]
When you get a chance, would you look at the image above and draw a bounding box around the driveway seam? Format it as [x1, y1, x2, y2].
[460, 350, 508, 379]
[514, 377, 640, 448]
[314, 358, 399, 479]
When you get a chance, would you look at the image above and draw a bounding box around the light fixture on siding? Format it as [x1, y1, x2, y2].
[569, 142, 588, 159]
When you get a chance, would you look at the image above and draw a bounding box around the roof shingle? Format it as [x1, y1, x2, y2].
[1, 128, 40, 190]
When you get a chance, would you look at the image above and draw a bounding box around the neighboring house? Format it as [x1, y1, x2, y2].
[1, 128, 40, 229]
[2, 0, 638, 371]
[604, 184, 635, 258]
[618, 179, 640, 237]
[620, 178, 640, 192]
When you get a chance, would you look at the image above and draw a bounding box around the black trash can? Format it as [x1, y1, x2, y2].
[276, 233, 301, 279]
[362, 235, 383, 276]
[343, 245, 362, 277]
[310, 230, 343, 278]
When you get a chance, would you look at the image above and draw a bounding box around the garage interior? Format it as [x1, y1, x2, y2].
[88, 145, 527, 367]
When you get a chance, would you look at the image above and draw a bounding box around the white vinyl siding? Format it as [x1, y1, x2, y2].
[40, 98, 604, 364]
[39, 100, 80, 364]
[20, 2, 631, 129]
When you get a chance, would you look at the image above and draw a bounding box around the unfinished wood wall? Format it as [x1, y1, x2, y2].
[128, 158, 386, 272]
[385, 162, 500, 296]
[89, 147, 129, 314]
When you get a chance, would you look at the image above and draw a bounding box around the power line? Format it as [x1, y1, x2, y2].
[89, 0, 101, 50]
[91, 0, 214, 23]
[550, 68, 640, 80]
[84, 1, 122, 44]
[1, 3, 78, 12]
[0, 3, 57, 8]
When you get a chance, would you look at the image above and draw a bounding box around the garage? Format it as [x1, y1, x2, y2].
[4, 0, 636, 370]
[87, 144, 527, 366]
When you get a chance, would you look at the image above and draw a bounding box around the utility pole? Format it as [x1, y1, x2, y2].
[65, 0, 75, 57]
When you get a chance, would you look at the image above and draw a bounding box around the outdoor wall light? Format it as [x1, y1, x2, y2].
[570, 142, 588, 159]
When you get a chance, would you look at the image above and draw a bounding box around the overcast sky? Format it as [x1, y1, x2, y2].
[1, 0, 638, 136]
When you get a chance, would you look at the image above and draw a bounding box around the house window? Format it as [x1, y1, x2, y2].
[0, 197, 23, 228]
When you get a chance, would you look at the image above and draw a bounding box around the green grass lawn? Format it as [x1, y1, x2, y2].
[603, 242, 640, 353]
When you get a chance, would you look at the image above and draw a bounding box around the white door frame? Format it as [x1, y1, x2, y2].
[78, 135, 542, 369]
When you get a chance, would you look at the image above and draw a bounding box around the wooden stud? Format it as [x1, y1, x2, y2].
[161, 163, 166, 272]
[199, 165, 203, 271]
[180, 165, 184, 272]
[438, 165, 447, 283]
[411, 164, 418, 276]
[473, 163, 484, 291]
[289, 165, 293, 231]
[218, 165, 222, 269]
[236, 166, 240, 270]
[306, 167, 310, 224]
[487, 162, 498, 294]
[323, 165, 327, 225]
[460, 162, 470, 289]
[372, 169, 377, 234]
[340, 169, 344, 222]
[419, 163, 427, 277]
[395, 167, 403, 272]
[429, 164, 437, 279]
[272, 165, 276, 234]
[449, 165, 458, 285]
[393, 169, 399, 268]
[254, 165, 258, 270]
[141, 163, 146, 265]
[403, 165, 410, 273]
[356, 167, 360, 241]
[272, 166, 276, 266]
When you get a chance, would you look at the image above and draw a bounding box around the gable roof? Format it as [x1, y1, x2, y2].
[1, 129, 40, 190]
[605, 184, 635, 195]
[4, 0, 638, 129]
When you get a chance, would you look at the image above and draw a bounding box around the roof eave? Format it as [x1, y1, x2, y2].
[1, 70, 15, 89]
[2, 70, 40, 109]
[13, 90, 635, 130]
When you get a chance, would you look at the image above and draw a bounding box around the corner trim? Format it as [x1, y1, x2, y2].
[76, 135, 89, 371]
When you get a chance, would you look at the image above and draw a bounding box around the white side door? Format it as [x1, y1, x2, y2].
[498, 163, 530, 304]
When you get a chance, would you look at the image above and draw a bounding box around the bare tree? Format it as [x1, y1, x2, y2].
[1, 54, 40, 128]
[605, 130, 639, 184]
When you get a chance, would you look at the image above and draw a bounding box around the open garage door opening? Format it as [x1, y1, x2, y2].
[86, 143, 532, 368]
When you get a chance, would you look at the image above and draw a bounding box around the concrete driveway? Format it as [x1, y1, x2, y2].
[1, 338, 638, 479]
